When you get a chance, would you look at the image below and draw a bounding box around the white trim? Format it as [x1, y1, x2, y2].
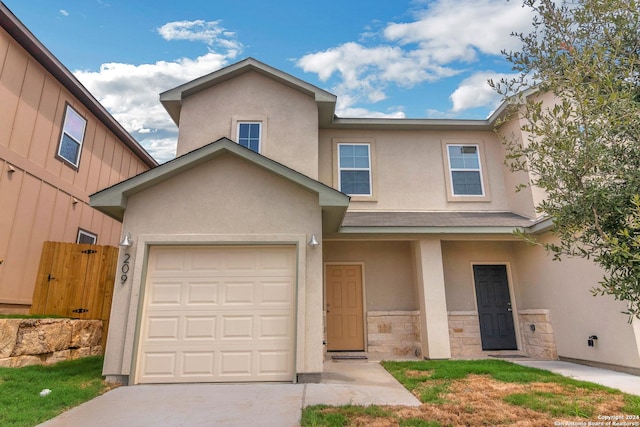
[123, 233, 307, 385]
[235, 121, 262, 153]
[337, 143, 372, 197]
[446, 144, 484, 197]
[76, 228, 97, 244]
[57, 104, 86, 168]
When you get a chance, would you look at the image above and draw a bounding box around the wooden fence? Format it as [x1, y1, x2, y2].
[31, 242, 119, 348]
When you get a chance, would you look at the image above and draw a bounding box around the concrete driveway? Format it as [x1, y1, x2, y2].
[38, 361, 421, 427]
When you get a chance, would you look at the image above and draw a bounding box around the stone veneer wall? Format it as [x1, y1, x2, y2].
[518, 309, 558, 360]
[0, 318, 103, 368]
[448, 311, 483, 357]
[367, 311, 421, 358]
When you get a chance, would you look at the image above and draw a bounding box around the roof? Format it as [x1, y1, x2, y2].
[339, 211, 540, 234]
[0, 2, 157, 168]
[160, 57, 337, 127]
[90, 138, 350, 232]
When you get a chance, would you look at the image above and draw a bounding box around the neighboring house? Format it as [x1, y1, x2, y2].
[91, 58, 640, 386]
[0, 3, 157, 313]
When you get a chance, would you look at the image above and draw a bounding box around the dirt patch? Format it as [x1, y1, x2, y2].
[318, 375, 628, 426]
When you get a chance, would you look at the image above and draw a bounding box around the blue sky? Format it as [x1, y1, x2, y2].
[3, 0, 535, 162]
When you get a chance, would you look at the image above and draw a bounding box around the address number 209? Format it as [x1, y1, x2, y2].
[121, 253, 130, 284]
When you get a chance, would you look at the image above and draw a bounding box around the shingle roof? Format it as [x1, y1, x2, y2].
[341, 211, 536, 228]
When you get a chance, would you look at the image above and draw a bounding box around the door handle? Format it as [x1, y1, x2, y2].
[507, 308, 512, 312]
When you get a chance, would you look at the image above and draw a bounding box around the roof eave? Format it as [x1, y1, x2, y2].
[159, 58, 337, 127]
[90, 138, 350, 229]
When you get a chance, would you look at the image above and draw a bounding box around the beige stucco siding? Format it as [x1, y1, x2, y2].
[322, 241, 417, 311]
[176, 71, 319, 179]
[513, 234, 640, 369]
[104, 153, 325, 380]
[318, 129, 510, 211]
[0, 26, 150, 306]
[442, 241, 521, 312]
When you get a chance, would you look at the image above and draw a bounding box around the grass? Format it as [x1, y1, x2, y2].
[301, 359, 640, 426]
[0, 356, 113, 427]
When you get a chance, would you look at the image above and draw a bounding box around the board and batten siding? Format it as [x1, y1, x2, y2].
[0, 25, 151, 308]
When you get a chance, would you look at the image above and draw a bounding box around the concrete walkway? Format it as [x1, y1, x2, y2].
[38, 361, 419, 427]
[37, 359, 640, 426]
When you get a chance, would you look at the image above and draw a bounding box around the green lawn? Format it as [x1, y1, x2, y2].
[0, 356, 113, 427]
[302, 359, 640, 426]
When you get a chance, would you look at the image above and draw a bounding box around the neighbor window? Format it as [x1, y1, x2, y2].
[447, 144, 484, 196]
[338, 143, 371, 196]
[57, 105, 87, 168]
[237, 122, 261, 153]
[76, 229, 97, 244]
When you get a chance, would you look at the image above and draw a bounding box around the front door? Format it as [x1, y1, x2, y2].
[325, 265, 364, 351]
[473, 265, 517, 350]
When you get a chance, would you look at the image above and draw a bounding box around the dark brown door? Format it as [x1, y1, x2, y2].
[473, 265, 517, 350]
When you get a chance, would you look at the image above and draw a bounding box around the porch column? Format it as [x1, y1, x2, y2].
[413, 238, 451, 359]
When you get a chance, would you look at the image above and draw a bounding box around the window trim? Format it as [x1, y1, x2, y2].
[442, 140, 491, 202]
[231, 117, 267, 154]
[76, 228, 97, 244]
[56, 104, 87, 169]
[333, 139, 376, 200]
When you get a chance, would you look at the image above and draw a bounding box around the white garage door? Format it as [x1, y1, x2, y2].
[136, 245, 296, 384]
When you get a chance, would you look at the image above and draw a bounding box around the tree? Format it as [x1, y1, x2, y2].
[492, 0, 640, 317]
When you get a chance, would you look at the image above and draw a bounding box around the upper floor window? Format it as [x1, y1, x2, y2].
[57, 105, 86, 168]
[237, 122, 261, 153]
[447, 144, 484, 196]
[338, 143, 371, 196]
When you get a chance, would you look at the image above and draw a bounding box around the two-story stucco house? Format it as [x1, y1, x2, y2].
[0, 4, 157, 313]
[92, 58, 640, 385]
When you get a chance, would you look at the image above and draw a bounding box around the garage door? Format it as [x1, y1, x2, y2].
[136, 245, 296, 384]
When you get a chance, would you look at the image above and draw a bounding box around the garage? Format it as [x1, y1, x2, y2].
[135, 245, 297, 384]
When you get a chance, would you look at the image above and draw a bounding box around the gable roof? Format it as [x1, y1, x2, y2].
[0, 3, 157, 168]
[160, 57, 337, 127]
[90, 137, 350, 232]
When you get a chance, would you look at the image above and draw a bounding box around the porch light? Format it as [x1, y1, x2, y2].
[119, 232, 133, 249]
[308, 234, 320, 248]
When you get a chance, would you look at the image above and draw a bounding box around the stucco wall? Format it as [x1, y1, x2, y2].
[103, 153, 325, 381]
[441, 240, 521, 312]
[513, 235, 640, 369]
[318, 129, 511, 212]
[176, 71, 319, 179]
[0, 26, 150, 307]
[322, 240, 417, 311]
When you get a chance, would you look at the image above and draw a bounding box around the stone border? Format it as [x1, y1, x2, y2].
[0, 318, 103, 368]
[367, 310, 421, 357]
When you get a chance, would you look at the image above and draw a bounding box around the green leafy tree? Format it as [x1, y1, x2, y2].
[492, 0, 640, 317]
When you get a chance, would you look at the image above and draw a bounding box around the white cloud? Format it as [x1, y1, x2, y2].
[73, 18, 244, 163]
[75, 52, 232, 162]
[449, 71, 517, 113]
[157, 20, 242, 55]
[59, 10, 69, 17]
[297, 0, 533, 116]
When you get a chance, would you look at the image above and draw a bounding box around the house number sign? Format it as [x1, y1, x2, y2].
[121, 253, 130, 284]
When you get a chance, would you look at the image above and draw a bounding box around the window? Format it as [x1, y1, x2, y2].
[447, 144, 484, 196]
[237, 122, 261, 152]
[77, 229, 97, 244]
[338, 143, 371, 196]
[57, 105, 87, 168]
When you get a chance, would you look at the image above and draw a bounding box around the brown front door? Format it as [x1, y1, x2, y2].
[325, 265, 364, 351]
